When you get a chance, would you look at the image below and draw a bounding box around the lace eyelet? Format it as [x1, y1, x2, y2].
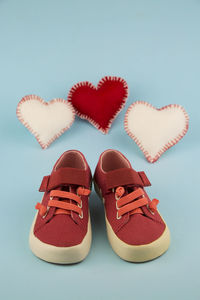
[79, 211, 83, 219]
[115, 189, 121, 218]
[76, 188, 83, 215]
[42, 206, 50, 219]
[116, 211, 122, 220]
[147, 204, 155, 215]
[78, 201, 82, 209]
[115, 195, 121, 201]
[116, 201, 119, 210]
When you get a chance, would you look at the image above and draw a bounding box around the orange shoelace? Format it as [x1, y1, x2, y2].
[35, 187, 91, 219]
[115, 186, 159, 219]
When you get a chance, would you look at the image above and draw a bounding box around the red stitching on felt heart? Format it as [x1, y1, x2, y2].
[67, 76, 129, 134]
[124, 101, 189, 163]
[16, 95, 75, 149]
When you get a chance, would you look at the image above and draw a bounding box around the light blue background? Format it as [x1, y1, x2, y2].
[0, 0, 199, 299]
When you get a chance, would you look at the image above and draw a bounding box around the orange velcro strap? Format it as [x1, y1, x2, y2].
[118, 197, 148, 218]
[117, 188, 145, 208]
[48, 200, 82, 215]
[49, 190, 81, 205]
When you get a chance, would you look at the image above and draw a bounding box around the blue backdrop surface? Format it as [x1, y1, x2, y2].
[0, 1, 199, 299]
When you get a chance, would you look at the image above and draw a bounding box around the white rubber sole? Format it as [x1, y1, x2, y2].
[29, 214, 92, 264]
[106, 216, 170, 262]
[94, 180, 170, 262]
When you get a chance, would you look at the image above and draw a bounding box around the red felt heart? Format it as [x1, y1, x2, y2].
[67, 76, 128, 133]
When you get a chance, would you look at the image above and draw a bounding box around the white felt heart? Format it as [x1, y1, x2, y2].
[17, 95, 75, 149]
[124, 101, 189, 163]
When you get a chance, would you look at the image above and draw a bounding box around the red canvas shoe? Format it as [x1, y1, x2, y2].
[29, 150, 92, 264]
[94, 150, 170, 262]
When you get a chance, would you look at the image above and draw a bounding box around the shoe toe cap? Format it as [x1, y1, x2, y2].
[34, 215, 85, 247]
[116, 214, 166, 246]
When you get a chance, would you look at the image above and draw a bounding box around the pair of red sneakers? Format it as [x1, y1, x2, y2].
[29, 150, 170, 263]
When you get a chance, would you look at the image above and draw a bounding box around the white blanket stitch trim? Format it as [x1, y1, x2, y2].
[16, 95, 75, 149]
[124, 101, 189, 163]
[67, 76, 129, 134]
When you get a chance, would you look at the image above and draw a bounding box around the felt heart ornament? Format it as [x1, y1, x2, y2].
[16, 95, 75, 149]
[124, 101, 189, 163]
[67, 76, 128, 134]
